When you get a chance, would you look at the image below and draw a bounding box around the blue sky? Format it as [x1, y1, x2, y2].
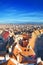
[0, 0, 43, 23]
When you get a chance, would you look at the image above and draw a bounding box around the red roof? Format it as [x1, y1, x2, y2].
[2, 31, 9, 40]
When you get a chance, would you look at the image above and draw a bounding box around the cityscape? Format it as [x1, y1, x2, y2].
[0, 0, 43, 65]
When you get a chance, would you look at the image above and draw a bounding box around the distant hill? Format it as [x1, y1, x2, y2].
[0, 22, 43, 25]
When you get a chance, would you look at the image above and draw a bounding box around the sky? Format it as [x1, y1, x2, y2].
[0, 0, 43, 24]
